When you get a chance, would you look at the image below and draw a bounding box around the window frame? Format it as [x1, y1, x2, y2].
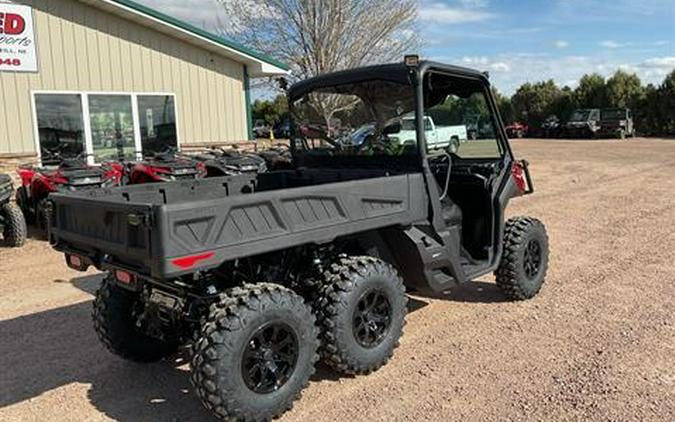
[421, 69, 510, 162]
[31, 91, 180, 165]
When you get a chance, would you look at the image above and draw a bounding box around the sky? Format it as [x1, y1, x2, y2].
[137, 0, 674, 95]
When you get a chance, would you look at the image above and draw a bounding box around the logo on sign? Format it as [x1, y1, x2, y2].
[0, 4, 37, 72]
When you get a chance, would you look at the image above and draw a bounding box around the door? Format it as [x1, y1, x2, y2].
[423, 71, 509, 262]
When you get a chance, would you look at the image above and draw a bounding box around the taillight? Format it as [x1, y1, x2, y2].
[115, 269, 135, 284]
[512, 161, 527, 194]
[66, 254, 89, 271]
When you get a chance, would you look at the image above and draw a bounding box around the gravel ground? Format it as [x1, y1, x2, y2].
[1, 138, 674, 421]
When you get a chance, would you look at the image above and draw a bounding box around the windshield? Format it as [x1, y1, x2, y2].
[569, 110, 591, 122]
[601, 109, 625, 120]
[290, 79, 418, 166]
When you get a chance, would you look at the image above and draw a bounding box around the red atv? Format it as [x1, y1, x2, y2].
[505, 122, 528, 138]
[126, 148, 206, 184]
[16, 151, 122, 230]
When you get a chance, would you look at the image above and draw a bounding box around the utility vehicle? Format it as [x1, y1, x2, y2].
[0, 173, 26, 247]
[564, 108, 601, 138]
[49, 58, 549, 422]
[599, 107, 634, 139]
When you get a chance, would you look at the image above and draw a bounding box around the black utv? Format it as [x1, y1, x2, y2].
[599, 107, 634, 139]
[564, 108, 601, 138]
[48, 58, 549, 422]
[0, 174, 27, 247]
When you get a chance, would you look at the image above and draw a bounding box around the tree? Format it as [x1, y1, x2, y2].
[606, 70, 644, 109]
[658, 71, 675, 135]
[252, 95, 288, 125]
[574, 73, 607, 108]
[492, 88, 514, 124]
[511, 80, 561, 128]
[217, 0, 419, 126]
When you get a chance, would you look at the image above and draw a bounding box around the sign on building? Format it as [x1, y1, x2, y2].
[0, 4, 37, 72]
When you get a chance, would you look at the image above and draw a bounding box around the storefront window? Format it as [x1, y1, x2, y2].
[137, 95, 177, 154]
[88, 95, 136, 161]
[34, 94, 85, 164]
[33, 92, 179, 164]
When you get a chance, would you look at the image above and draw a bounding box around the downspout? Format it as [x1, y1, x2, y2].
[244, 65, 253, 141]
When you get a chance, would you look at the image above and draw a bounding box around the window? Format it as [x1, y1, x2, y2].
[34, 94, 85, 164]
[291, 80, 418, 169]
[32, 92, 178, 164]
[137, 95, 177, 154]
[424, 74, 502, 159]
[89, 95, 135, 161]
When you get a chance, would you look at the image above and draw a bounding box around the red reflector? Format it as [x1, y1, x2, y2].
[512, 162, 527, 193]
[171, 252, 216, 269]
[115, 270, 134, 284]
[69, 255, 82, 267]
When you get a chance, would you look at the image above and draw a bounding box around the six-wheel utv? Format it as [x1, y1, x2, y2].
[47, 58, 549, 422]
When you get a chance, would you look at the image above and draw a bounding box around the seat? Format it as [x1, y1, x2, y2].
[441, 197, 463, 227]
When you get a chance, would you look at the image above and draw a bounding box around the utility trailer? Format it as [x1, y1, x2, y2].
[50, 57, 549, 422]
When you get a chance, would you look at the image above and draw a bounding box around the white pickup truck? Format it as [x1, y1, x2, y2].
[397, 116, 467, 150]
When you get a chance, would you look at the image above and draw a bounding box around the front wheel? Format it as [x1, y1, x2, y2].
[495, 217, 549, 300]
[1, 202, 27, 247]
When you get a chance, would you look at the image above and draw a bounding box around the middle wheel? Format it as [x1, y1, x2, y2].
[315, 255, 408, 374]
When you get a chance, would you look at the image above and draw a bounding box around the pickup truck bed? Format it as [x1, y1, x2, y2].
[50, 170, 427, 279]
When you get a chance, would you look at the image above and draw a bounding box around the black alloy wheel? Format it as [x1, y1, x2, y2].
[523, 239, 542, 280]
[241, 322, 300, 394]
[352, 289, 392, 349]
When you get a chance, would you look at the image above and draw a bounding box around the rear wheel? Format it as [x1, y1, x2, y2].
[495, 217, 549, 300]
[314, 256, 407, 374]
[191, 283, 318, 422]
[93, 274, 179, 362]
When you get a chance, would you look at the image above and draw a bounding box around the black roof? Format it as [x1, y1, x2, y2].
[288, 60, 489, 100]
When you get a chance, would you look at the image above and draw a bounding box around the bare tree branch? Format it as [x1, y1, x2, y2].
[216, 0, 420, 124]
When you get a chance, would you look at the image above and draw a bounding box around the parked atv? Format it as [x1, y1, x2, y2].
[126, 149, 206, 184]
[0, 174, 26, 247]
[257, 143, 293, 170]
[599, 108, 634, 139]
[16, 152, 121, 230]
[541, 115, 561, 138]
[194, 147, 267, 177]
[505, 122, 528, 138]
[564, 108, 601, 138]
[50, 58, 549, 422]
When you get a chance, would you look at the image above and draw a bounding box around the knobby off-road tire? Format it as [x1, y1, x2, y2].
[495, 217, 549, 300]
[15, 187, 33, 224]
[93, 274, 179, 362]
[315, 256, 407, 375]
[1, 202, 27, 247]
[191, 283, 319, 422]
[37, 198, 51, 234]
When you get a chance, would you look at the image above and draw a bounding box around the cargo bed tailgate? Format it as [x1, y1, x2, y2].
[50, 194, 155, 268]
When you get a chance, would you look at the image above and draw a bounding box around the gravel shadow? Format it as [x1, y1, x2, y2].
[0, 274, 217, 421]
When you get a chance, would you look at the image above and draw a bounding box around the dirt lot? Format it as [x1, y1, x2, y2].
[1, 138, 674, 421]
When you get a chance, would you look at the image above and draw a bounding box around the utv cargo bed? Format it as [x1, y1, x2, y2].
[50, 172, 427, 279]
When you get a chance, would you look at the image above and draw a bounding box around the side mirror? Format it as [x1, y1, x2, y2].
[383, 122, 401, 135]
